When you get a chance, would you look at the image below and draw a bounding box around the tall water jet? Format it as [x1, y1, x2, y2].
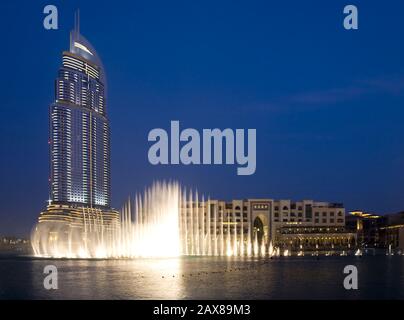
[253, 232, 259, 256]
[268, 241, 274, 257]
[226, 217, 232, 257]
[247, 231, 252, 257]
[260, 238, 266, 257]
[388, 244, 393, 256]
[126, 181, 181, 257]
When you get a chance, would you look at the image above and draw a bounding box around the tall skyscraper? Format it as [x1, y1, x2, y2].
[34, 15, 118, 244]
[50, 19, 110, 208]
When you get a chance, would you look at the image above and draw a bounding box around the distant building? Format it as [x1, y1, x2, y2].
[345, 210, 404, 252]
[180, 198, 356, 255]
[0, 237, 31, 254]
[380, 212, 404, 251]
[345, 211, 386, 248]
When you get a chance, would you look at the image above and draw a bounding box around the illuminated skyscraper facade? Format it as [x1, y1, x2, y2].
[32, 17, 119, 257]
[50, 24, 110, 208]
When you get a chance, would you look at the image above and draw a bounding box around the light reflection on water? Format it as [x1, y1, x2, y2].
[0, 255, 403, 299]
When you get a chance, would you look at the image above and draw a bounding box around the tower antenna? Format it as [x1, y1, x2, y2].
[77, 9, 80, 33]
[74, 9, 80, 34]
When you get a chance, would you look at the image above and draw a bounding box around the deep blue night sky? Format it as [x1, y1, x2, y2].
[1, 0, 404, 236]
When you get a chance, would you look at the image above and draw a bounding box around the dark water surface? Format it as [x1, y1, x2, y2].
[0, 255, 403, 299]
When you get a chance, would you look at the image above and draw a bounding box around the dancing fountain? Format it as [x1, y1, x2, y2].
[32, 181, 181, 258]
[179, 186, 268, 257]
[32, 181, 272, 259]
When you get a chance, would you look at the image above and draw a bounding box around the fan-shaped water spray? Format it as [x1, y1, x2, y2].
[32, 181, 271, 258]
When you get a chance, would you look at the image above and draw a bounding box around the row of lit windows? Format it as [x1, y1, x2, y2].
[62, 55, 100, 80]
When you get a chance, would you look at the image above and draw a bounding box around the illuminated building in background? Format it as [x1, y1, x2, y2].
[37, 14, 118, 232]
[380, 211, 404, 251]
[50, 18, 110, 207]
[345, 211, 384, 248]
[346, 210, 404, 252]
[179, 198, 356, 255]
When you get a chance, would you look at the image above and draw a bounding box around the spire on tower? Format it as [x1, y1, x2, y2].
[74, 9, 80, 34]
